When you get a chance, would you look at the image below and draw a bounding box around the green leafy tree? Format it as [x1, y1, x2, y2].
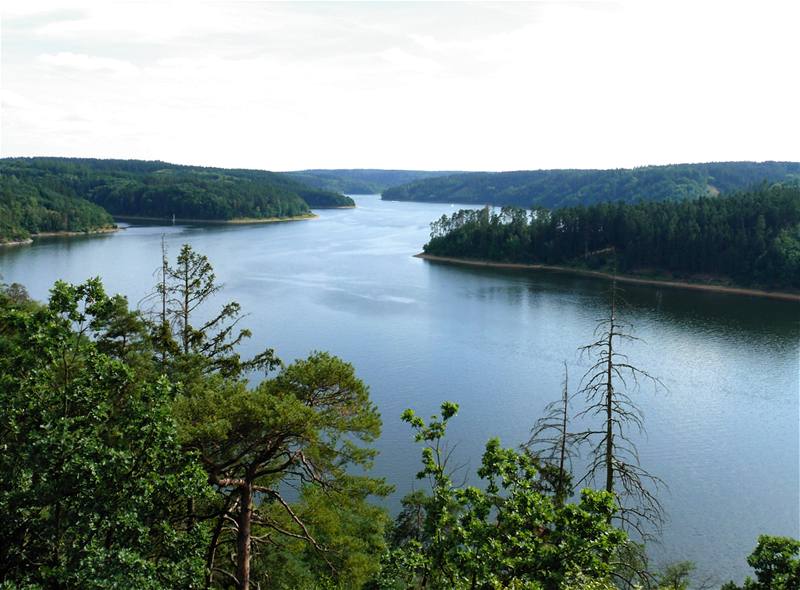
[252, 482, 391, 589]
[378, 402, 626, 590]
[655, 561, 696, 589]
[0, 279, 210, 588]
[722, 536, 800, 590]
[174, 352, 389, 590]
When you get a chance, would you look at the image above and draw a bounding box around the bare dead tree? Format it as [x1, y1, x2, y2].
[573, 280, 666, 541]
[525, 362, 578, 505]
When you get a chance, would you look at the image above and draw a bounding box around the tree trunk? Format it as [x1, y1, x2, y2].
[160, 237, 168, 368]
[236, 483, 253, 590]
[187, 497, 195, 531]
[558, 371, 568, 504]
[204, 509, 227, 589]
[605, 350, 613, 495]
[182, 258, 190, 355]
[605, 287, 616, 496]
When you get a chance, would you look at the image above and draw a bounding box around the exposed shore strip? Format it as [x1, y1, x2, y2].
[1, 226, 119, 247]
[1, 212, 317, 247]
[113, 213, 318, 224]
[415, 253, 800, 302]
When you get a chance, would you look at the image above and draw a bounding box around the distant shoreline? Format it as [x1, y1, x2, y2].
[415, 253, 800, 302]
[0, 212, 321, 247]
[113, 213, 318, 224]
[1, 226, 119, 247]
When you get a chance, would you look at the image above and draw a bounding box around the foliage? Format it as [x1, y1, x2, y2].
[0, 279, 210, 588]
[172, 352, 390, 589]
[722, 536, 800, 590]
[384, 161, 800, 208]
[376, 402, 627, 590]
[251, 481, 391, 589]
[423, 184, 800, 288]
[655, 561, 695, 589]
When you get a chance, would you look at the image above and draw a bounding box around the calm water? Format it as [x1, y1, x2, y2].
[2, 195, 798, 584]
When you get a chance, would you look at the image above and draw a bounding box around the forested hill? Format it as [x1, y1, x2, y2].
[0, 158, 354, 242]
[423, 184, 800, 290]
[285, 169, 462, 194]
[384, 162, 800, 208]
[0, 174, 115, 243]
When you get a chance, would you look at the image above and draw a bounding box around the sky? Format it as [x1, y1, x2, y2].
[1, 1, 799, 172]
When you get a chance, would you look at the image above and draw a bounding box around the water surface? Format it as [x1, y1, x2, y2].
[1, 195, 797, 584]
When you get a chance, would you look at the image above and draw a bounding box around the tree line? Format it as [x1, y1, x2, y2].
[383, 162, 800, 209]
[0, 246, 796, 589]
[423, 184, 800, 289]
[0, 158, 355, 242]
[286, 170, 461, 195]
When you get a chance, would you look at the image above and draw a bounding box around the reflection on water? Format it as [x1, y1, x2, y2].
[1, 195, 797, 584]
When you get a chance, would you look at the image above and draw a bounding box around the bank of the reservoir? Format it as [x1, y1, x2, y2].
[113, 213, 318, 224]
[416, 253, 800, 302]
[1, 226, 119, 247]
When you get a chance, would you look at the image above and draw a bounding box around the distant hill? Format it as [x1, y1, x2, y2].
[382, 162, 800, 208]
[0, 158, 354, 242]
[285, 169, 462, 194]
[206, 166, 355, 209]
[0, 173, 115, 243]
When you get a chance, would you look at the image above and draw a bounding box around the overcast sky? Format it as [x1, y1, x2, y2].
[2, 1, 798, 171]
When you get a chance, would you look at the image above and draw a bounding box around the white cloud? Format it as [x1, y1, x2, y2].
[1, 89, 36, 110]
[1, 0, 798, 170]
[38, 52, 140, 77]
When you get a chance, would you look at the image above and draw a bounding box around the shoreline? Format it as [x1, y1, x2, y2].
[1, 226, 119, 247]
[35, 226, 119, 238]
[0, 238, 34, 247]
[415, 253, 800, 302]
[113, 213, 317, 224]
[1, 212, 320, 247]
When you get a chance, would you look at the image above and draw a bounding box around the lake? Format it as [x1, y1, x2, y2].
[1, 194, 797, 584]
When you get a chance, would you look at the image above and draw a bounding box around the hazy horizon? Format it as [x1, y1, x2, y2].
[2, 155, 799, 176]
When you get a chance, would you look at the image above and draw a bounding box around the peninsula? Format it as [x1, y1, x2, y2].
[0, 157, 353, 243]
